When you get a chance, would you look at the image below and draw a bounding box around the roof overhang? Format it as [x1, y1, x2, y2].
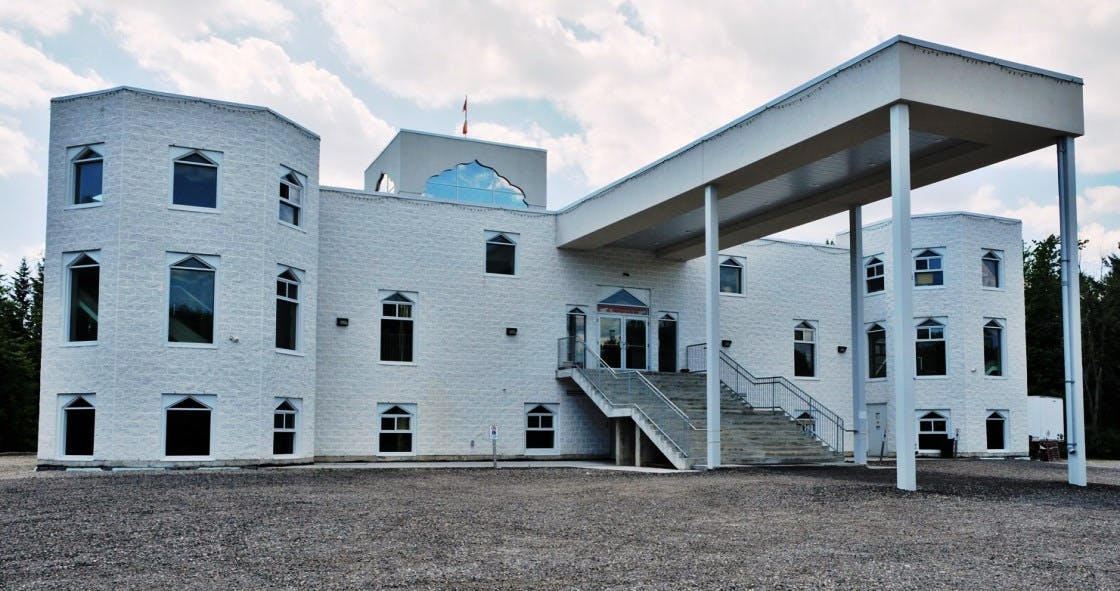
[555, 36, 1084, 261]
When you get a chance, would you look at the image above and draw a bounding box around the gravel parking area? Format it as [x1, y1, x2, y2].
[1, 458, 1118, 590]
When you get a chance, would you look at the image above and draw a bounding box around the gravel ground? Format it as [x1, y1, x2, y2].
[1, 457, 1118, 590]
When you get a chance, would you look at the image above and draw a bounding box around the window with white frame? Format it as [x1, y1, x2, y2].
[376, 173, 396, 193]
[865, 256, 885, 294]
[164, 396, 213, 456]
[70, 145, 103, 205]
[378, 404, 415, 453]
[720, 257, 744, 294]
[62, 395, 95, 456]
[485, 231, 517, 275]
[914, 249, 944, 287]
[66, 252, 100, 343]
[981, 250, 1002, 288]
[984, 319, 1004, 376]
[917, 410, 950, 451]
[273, 400, 297, 455]
[168, 254, 217, 344]
[986, 410, 1008, 450]
[276, 268, 300, 351]
[526, 404, 556, 450]
[867, 323, 887, 379]
[171, 149, 220, 208]
[794, 321, 816, 377]
[915, 318, 946, 376]
[380, 292, 415, 362]
[279, 170, 303, 226]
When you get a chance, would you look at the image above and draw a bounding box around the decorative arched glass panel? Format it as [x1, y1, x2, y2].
[424, 160, 527, 208]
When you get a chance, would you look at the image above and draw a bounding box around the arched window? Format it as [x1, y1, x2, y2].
[794, 321, 816, 377]
[525, 405, 556, 450]
[865, 256, 884, 293]
[986, 411, 1007, 450]
[172, 150, 219, 208]
[719, 257, 744, 294]
[67, 253, 100, 342]
[71, 145, 103, 205]
[485, 232, 517, 275]
[984, 319, 1004, 376]
[866, 323, 886, 379]
[273, 400, 297, 455]
[423, 161, 527, 208]
[915, 319, 946, 376]
[917, 410, 949, 451]
[276, 268, 300, 350]
[379, 404, 415, 453]
[914, 249, 944, 286]
[981, 250, 1002, 288]
[168, 255, 216, 344]
[165, 396, 212, 456]
[380, 292, 415, 362]
[279, 170, 303, 226]
[63, 396, 95, 456]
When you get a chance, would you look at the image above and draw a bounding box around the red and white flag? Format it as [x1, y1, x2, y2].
[462, 94, 468, 135]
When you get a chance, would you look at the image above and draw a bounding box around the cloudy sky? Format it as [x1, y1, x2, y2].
[1, 1, 1118, 274]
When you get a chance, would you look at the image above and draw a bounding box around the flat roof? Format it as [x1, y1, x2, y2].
[555, 36, 1083, 260]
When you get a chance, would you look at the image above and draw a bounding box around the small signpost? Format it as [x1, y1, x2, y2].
[489, 425, 498, 469]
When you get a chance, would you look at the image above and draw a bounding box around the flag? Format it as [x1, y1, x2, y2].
[462, 120, 468, 135]
[462, 94, 468, 135]
[462, 95, 468, 112]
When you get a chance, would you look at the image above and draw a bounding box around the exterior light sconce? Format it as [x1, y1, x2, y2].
[506, 327, 518, 336]
[336, 318, 349, 327]
[837, 345, 847, 354]
[721, 339, 732, 348]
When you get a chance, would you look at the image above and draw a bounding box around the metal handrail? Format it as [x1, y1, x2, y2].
[685, 343, 845, 454]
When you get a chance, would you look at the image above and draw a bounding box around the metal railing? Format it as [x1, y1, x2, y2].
[685, 343, 845, 455]
[558, 337, 704, 461]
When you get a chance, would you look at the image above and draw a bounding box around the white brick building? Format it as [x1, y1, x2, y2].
[37, 86, 1027, 469]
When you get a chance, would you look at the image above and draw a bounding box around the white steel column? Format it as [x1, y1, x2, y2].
[849, 206, 868, 465]
[1057, 136, 1088, 487]
[705, 184, 721, 469]
[889, 103, 916, 491]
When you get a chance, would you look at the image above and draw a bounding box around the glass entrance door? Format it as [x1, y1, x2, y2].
[599, 315, 647, 370]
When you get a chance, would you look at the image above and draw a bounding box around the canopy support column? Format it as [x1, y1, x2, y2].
[705, 184, 721, 469]
[849, 206, 868, 465]
[1058, 136, 1087, 487]
[890, 103, 916, 491]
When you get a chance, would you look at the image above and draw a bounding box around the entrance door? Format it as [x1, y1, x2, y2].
[599, 315, 648, 370]
[867, 403, 887, 454]
[658, 314, 677, 372]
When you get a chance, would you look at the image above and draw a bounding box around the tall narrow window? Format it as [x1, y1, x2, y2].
[485, 231, 517, 275]
[720, 257, 744, 294]
[67, 253, 99, 342]
[380, 292, 415, 362]
[914, 249, 944, 286]
[917, 411, 949, 451]
[986, 411, 1007, 450]
[71, 146, 103, 205]
[981, 251, 1001, 288]
[276, 268, 300, 350]
[168, 255, 216, 344]
[794, 321, 816, 377]
[63, 396, 95, 456]
[565, 306, 586, 368]
[379, 405, 414, 453]
[165, 396, 212, 456]
[279, 171, 303, 226]
[865, 256, 884, 293]
[526, 405, 556, 450]
[273, 400, 297, 455]
[172, 150, 219, 208]
[984, 320, 1004, 376]
[915, 319, 946, 376]
[867, 323, 887, 379]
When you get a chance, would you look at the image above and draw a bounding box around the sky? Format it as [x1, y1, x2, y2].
[1, 0, 1118, 275]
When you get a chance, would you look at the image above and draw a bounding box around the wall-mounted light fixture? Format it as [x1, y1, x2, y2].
[721, 339, 732, 348]
[506, 327, 518, 336]
[336, 318, 349, 327]
[837, 345, 847, 354]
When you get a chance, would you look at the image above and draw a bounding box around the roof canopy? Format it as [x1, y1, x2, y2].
[555, 36, 1083, 260]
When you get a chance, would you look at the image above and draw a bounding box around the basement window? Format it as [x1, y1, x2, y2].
[525, 404, 556, 450]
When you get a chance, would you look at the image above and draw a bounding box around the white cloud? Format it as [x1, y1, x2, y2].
[0, 121, 36, 177]
[0, 243, 44, 274]
[0, 0, 81, 35]
[0, 29, 106, 109]
[1083, 185, 1120, 215]
[99, 5, 394, 187]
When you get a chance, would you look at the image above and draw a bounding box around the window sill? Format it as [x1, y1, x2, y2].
[65, 202, 104, 210]
[983, 375, 1008, 380]
[793, 376, 820, 381]
[526, 448, 559, 455]
[376, 452, 416, 457]
[167, 342, 219, 349]
[58, 454, 95, 460]
[278, 220, 307, 233]
[378, 361, 417, 366]
[864, 290, 885, 297]
[866, 377, 888, 383]
[61, 341, 99, 348]
[719, 291, 747, 298]
[913, 285, 945, 290]
[275, 349, 305, 357]
[915, 375, 949, 380]
[162, 456, 214, 461]
[485, 272, 519, 279]
[169, 204, 220, 214]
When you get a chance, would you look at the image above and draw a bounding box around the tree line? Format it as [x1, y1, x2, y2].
[1025, 235, 1120, 458]
[2, 240, 1118, 456]
[0, 258, 42, 451]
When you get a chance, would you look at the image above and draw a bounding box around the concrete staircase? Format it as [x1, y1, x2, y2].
[643, 372, 841, 465]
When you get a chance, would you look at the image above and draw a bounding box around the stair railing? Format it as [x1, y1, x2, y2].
[685, 343, 845, 455]
[558, 337, 704, 460]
